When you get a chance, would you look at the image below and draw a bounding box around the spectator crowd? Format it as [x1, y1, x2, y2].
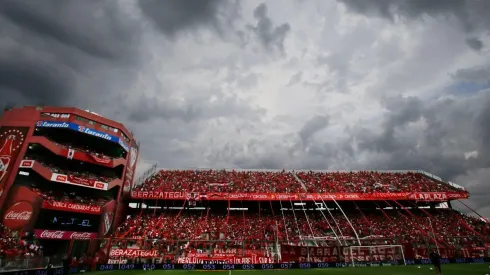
[133, 170, 463, 194]
[113, 208, 489, 254]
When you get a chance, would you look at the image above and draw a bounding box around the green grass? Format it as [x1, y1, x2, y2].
[88, 264, 490, 275]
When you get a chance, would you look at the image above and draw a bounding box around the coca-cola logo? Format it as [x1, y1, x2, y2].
[3, 201, 33, 230]
[35, 230, 95, 240]
[39, 230, 65, 239]
[70, 232, 93, 239]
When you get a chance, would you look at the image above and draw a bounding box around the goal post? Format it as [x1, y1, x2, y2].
[348, 245, 406, 266]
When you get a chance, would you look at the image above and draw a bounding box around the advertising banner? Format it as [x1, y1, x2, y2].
[176, 256, 274, 264]
[50, 172, 108, 190]
[280, 245, 402, 263]
[33, 229, 97, 240]
[41, 200, 102, 214]
[0, 127, 29, 198]
[130, 191, 469, 201]
[36, 121, 129, 151]
[1, 186, 42, 231]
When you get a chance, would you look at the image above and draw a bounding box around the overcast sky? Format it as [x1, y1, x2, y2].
[1, 0, 489, 217]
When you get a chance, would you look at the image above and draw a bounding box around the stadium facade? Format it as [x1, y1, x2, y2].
[0, 106, 139, 260]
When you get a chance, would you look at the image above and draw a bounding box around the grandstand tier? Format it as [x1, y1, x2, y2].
[131, 169, 469, 201]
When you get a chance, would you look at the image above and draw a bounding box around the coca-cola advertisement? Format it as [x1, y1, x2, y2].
[33, 229, 97, 240]
[49, 172, 108, 190]
[122, 141, 139, 194]
[1, 186, 42, 231]
[0, 127, 29, 199]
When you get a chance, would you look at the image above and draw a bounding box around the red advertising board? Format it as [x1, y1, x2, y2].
[49, 171, 108, 190]
[0, 127, 29, 198]
[33, 229, 97, 240]
[59, 147, 113, 167]
[42, 200, 102, 214]
[130, 191, 468, 201]
[177, 256, 274, 264]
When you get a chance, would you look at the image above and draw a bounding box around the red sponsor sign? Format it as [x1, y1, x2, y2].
[89, 154, 111, 164]
[60, 147, 113, 167]
[187, 249, 265, 258]
[19, 160, 34, 168]
[56, 175, 68, 182]
[68, 175, 97, 187]
[281, 245, 402, 263]
[34, 229, 97, 240]
[42, 201, 101, 214]
[177, 256, 273, 264]
[2, 201, 33, 230]
[131, 191, 468, 201]
[109, 249, 159, 258]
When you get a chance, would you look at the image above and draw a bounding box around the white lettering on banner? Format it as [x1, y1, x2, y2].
[177, 256, 273, 264]
[131, 191, 186, 199]
[276, 194, 298, 200]
[39, 230, 65, 239]
[50, 201, 100, 212]
[251, 194, 269, 199]
[413, 193, 448, 200]
[108, 259, 128, 264]
[37, 121, 69, 128]
[4, 211, 32, 221]
[78, 126, 112, 141]
[109, 249, 159, 258]
[69, 232, 93, 239]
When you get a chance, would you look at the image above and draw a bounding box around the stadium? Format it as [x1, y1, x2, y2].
[0, 106, 489, 275]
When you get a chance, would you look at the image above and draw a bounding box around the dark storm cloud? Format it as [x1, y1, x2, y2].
[350, 92, 490, 204]
[0, 0, 141, 110]
[466, 37, 484, 52]
[139, 0, 240, 37]
[246, 3, 291, 53]
[338, 0, 490, 49]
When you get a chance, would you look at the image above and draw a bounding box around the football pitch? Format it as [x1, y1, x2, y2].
[89, 264, 490, 275]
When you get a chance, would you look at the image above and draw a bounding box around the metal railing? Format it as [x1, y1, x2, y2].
[0, 255, 63, 272]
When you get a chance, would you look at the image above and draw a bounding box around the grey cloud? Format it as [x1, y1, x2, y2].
[299, 115, 329, 145]
[246, 3, 291, 53]
[287, 72, 302, 86]
[466, 37, 483, 52]
[338, 0, 490, 49]
[452, 66, 490, 83]
[139, 0, 240, 37]
[125, 90, 266, 123]
[351, 92, 490, 201]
